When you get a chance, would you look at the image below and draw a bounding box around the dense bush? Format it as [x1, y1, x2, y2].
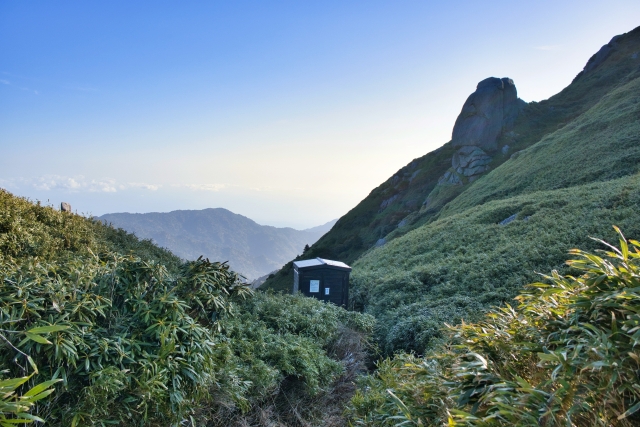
[351, 174, 640, 355]
[0, 189, 182, 270]
[0, 254, 252, 425]
[200, 292, 375, 426]
[347, 228, 640, 426]
[0, 190, 374, 426]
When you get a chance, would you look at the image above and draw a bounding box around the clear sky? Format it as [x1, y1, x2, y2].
[1, 1, 639, 228]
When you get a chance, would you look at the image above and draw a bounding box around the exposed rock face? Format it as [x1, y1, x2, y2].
[425, 77, 524, 208]
[452, 146, 492, 177]
[438, 170, 462, 186]
[583, 35, 622, 74]
[452, 77, 522, 152]
[380, 194, 399, 210]
[436, 146, 492, 187]
[61, 202, 71, 213]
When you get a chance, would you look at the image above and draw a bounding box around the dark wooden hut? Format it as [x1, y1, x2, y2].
[293, 258, 351, 307]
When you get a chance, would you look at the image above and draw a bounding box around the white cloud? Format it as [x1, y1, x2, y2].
[122, 182, 162, 191]
[180, 183, 226, 192]
[0, 79, 9, 85]
[0, 175, 167, 194]
[32, 175, 117, 192]
[1, 176, 233, 194]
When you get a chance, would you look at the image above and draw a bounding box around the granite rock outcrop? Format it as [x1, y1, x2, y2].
[452, 77, 522, 152]
[442, 77, 524, 182]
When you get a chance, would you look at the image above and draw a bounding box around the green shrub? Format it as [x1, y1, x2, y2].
[347, 227, 640, 426]
[351, 174, 640, 355]
[0, 189, 375, 426]
[0, 254, 251, 425]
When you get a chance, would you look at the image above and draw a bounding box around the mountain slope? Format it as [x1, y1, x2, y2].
[100, 209, 336, 280]
[440, 31, 640, 217]
[352, 175, 640, 354]
[348, 26, 640, 354]
[262, 25, 640, 293]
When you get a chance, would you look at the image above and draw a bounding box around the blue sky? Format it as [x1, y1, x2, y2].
[1, 1, 639, 228]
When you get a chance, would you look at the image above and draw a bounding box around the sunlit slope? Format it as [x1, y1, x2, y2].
[351, 174, 640, 355]
[440, 64, 640, 218]
[0, 189, 181, 269]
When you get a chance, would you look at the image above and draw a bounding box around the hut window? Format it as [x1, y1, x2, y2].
[310, 280, 320, 293]
[324, 288, 330, 295]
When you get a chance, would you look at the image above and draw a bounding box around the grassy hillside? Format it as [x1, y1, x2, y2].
[347, 233, 640, 426]
[100, 209, 335, 280]
[262, 26, 640, 293]
[0, 189, 373, 426]
[340, 29, 640, 427]
[0, 189, 181, 270]
[348, 27, 640, 355]
[352, 174, 640, 354]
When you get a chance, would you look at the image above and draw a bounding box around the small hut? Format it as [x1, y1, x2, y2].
[293, 258, 351, 307]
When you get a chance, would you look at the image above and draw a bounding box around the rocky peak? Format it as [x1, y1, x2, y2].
[428, 78, 524, 195]
[452, 77, 522, 152]
[441, 77, 523, 184]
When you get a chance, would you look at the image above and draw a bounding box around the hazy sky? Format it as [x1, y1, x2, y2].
[1, 1, 639, 228]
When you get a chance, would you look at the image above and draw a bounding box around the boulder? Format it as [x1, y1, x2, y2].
[438, 170, 462, 185]
[452, 146, 492, 177]
[451, 77, 523, 152]
[499, 214, 517, 226]
[61, 202, 72, 213]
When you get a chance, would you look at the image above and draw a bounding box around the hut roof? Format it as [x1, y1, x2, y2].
[293, 257, 351, 270]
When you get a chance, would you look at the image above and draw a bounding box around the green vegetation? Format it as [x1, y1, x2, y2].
[259, 26, 640, 427]
[4, 27, 640, 427]
[351, 174, 640, 355]
[0, 189, 373, 426]
[346, 27, 640, 356]
[347, 229, 640, 426]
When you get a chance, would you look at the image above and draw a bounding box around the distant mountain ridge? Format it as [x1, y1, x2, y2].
[99, 208, 336, 280]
